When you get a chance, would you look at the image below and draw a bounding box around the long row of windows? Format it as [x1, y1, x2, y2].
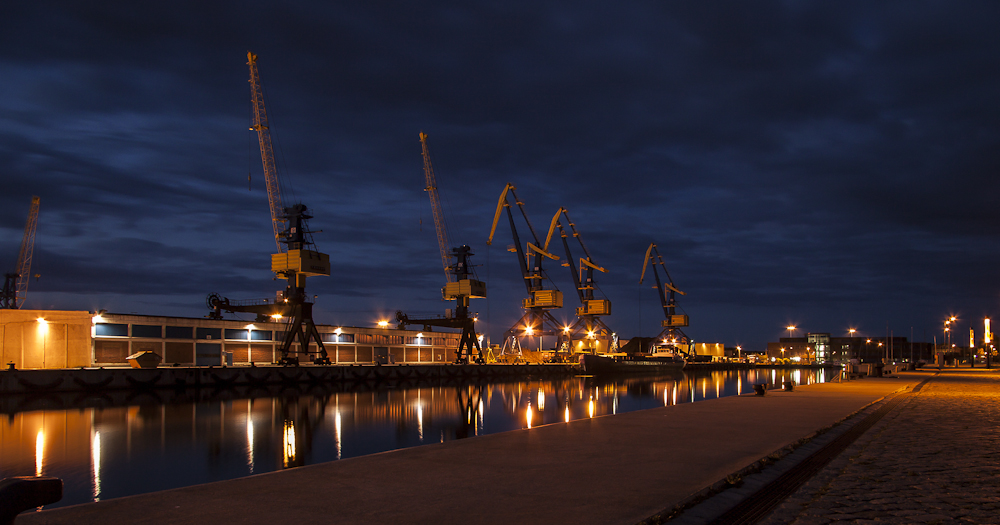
[94, 323, 456, 346]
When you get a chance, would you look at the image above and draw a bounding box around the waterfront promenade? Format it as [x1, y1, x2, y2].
[761, 368, 1000, 525]
[18, 373, 929, 524]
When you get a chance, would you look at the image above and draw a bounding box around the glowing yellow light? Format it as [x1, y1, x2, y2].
[36, 317, 47, 325]
[377, 320, 389, 328]
[35, 429, 44, 476]
[245, 324, 256, 330]
[538, 389, 545, 411]
[563, 326, 570, 333]
[588, 398, 595, 418]
[271, 314, 283, 320]
[564, 406, 570, 423]
[417, 333, 423, 338]
[525, 326, 534, 336]
[526, 404, 533, 429]
[787, 325, 796, 331]
[334, 327, 343, 335]
[587, 331, 595, 338]
[283, 421, 296, 467]
[91, 315, 104, 324]
[92, 430, 101, 501]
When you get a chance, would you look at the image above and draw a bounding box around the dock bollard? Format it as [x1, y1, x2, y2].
[783, 380, 794, 392]
[0, 476, 63, 525]
[753, 383, 767, 396]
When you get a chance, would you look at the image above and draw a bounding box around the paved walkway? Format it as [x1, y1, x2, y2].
[762, 368, 1000, 525]
[17, 375, 918, 525]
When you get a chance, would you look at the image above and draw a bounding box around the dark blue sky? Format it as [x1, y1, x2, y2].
[2, 1, 999, 351]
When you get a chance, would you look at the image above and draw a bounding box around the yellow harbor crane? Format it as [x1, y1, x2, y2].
[546, 207, 617, 354]
[487, 183, 564, 358]
[396, 133, 486, 364]
[207, 52, 332, 366]
[640, 242, 691, 355]
[1, 196, 40, 309]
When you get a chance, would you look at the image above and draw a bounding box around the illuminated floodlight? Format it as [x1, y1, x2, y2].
[563, 326, 570, 333]
[417, 333, 423, 338]
[36, 318, 47, 325]
[271, 314, 283, 320]
[377, 320, 389, 328]
[245, 324, 256, 330]
[334, 327, 343, 335]
[524, 326, 534, 336]
[587, 331, 595, 338]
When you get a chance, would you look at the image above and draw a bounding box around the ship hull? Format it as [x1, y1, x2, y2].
[579, 353, 686, 374]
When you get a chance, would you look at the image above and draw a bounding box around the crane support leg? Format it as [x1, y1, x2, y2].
[277, 302, 331, 365]
[456, 319, 484, 364]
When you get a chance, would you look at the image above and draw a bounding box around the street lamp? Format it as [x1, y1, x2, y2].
[787, 325, 797, 339]
[848, 328, 856, 362]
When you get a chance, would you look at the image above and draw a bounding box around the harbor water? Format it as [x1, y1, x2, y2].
[1, 367, 838, 508]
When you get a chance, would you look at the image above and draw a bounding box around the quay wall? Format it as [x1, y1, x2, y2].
[0, 363, 578, 396]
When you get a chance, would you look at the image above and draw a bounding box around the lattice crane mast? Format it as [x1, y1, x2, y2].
[206, 52, 331, 366]
[419, 132, 453, 283]
[248, 51, 286, 253]
[1, 196, 40, 309]
[640, 242, 690, 355]
[487, 183, 563, 357]
[396, 133, 486, 364]
[546, 207, 616, 353]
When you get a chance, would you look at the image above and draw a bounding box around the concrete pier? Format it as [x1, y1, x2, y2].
[16, 374, 926, 524]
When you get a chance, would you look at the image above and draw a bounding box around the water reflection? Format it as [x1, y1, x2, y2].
[0, 367, 835, 509]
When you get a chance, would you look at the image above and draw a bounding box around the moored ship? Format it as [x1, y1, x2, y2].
[578, 350, 686, 374]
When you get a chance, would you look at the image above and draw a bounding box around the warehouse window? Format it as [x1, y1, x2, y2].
[166, 326, 194, 339]
[95, 324, 128, 337]
[131, 325, 162, 338]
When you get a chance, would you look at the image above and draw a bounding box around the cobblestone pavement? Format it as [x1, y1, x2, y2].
[762, 370, 1000, 525]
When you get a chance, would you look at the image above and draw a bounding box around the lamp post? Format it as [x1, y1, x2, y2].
[848, 328, 856, 363]
[786, 325, 796, 340]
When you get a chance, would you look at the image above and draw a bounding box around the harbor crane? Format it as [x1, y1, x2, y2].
[640, 242, 691, 355]
[547, 207, 617, 354]
[487, 183, 563, 357]
[396, 133, 486, 364]
[206, 51, 332, 366]
[1, 196, 40, 309]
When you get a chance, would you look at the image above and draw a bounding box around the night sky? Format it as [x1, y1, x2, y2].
[3, 2, 999, 351]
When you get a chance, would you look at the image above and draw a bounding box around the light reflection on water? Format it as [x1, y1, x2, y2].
[0, 367, 834, 508]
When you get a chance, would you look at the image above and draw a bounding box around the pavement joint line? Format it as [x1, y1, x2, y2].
[643, 378, 928, 525]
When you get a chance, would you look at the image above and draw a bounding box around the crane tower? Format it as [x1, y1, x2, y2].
[1, 196, 40, 309]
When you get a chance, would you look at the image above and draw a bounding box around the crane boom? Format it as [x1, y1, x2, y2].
[2, 196, 40, 309]
[419, 132, 454, 282]
[247, 51, 286, 253]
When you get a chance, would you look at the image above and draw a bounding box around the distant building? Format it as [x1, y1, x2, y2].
[766, 332, 936, 364]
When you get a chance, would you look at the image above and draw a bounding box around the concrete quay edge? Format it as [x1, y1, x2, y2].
[17, 374, 926, 525]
